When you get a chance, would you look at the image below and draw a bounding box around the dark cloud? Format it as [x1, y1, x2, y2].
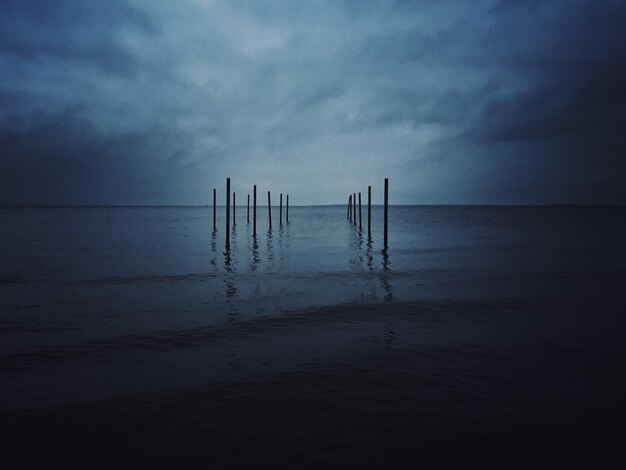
[0, 0, 624, 205]
[0, 110, 149, 204]
[476, 60, 626, 143]
[476, 0, 626, 143]
[0, 0, 156, 75]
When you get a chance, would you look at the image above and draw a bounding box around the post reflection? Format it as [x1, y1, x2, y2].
[231, 223, 237, 249]
[223, 246, 233, 273]
[366, 235, 374, 271]
[266, 229, 274, 270]
[210, 208, 394, 315]
[278, 224, 289, 271]
[366, 235, 376, 300]
[250, 235, 260, 271]
[348, 226, 364, 271]
[246, 222, 261, 301]
[210, 228, 217, 271]
[381, 247, 396, 347]
[382, 248, 390, 272]
[223, 246, 237, 302]
[356, 230, 364, 269]
[380, 248, 394, 301]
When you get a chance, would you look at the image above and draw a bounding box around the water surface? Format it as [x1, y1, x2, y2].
[1, 206, 625, 467]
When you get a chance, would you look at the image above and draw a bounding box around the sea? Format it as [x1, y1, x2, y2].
[1, 205, 625, 468]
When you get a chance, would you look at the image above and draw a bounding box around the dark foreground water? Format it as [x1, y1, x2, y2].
[1, 206, 625, 468]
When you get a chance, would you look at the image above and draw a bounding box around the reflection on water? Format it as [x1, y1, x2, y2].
[347, 223, 364, 272]
[381, 248, 394, 301]
[4, 205, 625, 436]
[337, 214, 394, 301]
[266, 229, 274, 271]
[222, 246, 238, 318]
[210, 228, 217, 271]
[223, 247, 233, 273]
[225, 278, 237, 300]
[250, 236, 260, 271]
[202, 207, 400, 307]
[382, 248, 390, 272]
[366, 236, 376, 300]
[366, 236, 374, 271]
[223, 223, 239, 304]
[231, 224, 237, 253]
[278, 224, 289, 271]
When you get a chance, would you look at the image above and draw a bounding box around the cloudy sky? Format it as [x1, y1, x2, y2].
[1, 0, 625, 205]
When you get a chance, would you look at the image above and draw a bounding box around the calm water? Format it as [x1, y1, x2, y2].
[1, 206, 625, 467]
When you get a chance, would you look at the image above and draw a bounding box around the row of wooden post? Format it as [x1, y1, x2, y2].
[347, 178, 388, 249]
[213, 178, 289, 247]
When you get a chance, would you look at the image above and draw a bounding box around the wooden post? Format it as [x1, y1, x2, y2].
[280, 193, 283, 225]
[213, 188, 216, 230]
[247, 194, 250, 224]
[286, 195, 289, 223]
[384, 178, 388, 249]
[358, 192, 362, 231]
[353, 193, 356, 226]
[348, 195, 351, 221]
[226, 178, 230, 248]
[349, 195, 352, 222]
[233, 192, 236, 226]
[253, 185, 257, 236]
[368, 185, 371, 237]
[267, 191, 272, 230]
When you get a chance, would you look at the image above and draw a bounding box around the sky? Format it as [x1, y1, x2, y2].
[1, 0, 625, 205]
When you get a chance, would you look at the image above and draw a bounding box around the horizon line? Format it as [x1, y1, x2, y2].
[1, 203, 625, 208]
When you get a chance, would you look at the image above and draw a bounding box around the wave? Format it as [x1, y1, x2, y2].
[0, 298, 552, 371]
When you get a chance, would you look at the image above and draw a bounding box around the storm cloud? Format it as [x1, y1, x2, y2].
[1, 0, 625, 205]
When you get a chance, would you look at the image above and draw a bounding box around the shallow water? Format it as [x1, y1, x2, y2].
[1, 206, 625, 467]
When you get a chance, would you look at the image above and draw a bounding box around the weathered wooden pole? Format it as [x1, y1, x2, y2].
[349, 195, 352, 221]
[213, 188, 216, 230]
[253, 185, 257, 236]
[353, 193, 357, 226]
[226, 178, 231, 248]
[358, 192, 362, 231]
[268, 191, 272, 230]
[368, 185, 371, 237]
[384, 178, 388, 249]
[247, 194, 250, 224]
[286, 194, 289, 223]
[233, 192, 236, 226]
[347, 195, 351, 219]
[348, 195, 351, 221]
[349, 195, 353, 222]
[280, 193, 283, 225]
